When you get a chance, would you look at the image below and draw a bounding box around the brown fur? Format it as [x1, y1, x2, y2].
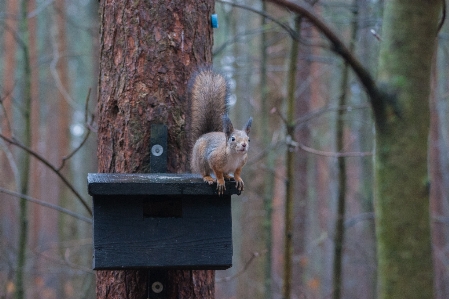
[189, 69, 252, 195]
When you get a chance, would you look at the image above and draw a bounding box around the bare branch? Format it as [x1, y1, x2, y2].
[267, 0, 387, 126]
[248, 130, 283, 165]
[214, 27, 268, 57]
[0, 186, 92, 223]
[58, 88, 94, 170]
[370, 29, 382, 41]
[0, 86, 17, 135]
[50, 22, 79, 109]
[438, 0, 446, 33]
[27, 0, 54, 19]
[0, 133, 92, 215]
[215, 0, 329, 55]
[0, 139, 20, 187]
[64, 248, 94, 273]
[217, 0, 297, 39]
[273, 103, 369, 129]
[254, 105, 370, 163]
[270, 107, 288, 126]
[294, 104, 369, 127]
[1, 20, 27, 50]
[32, 241, 94, 274]
[344, 212, 375, 228]
[216, 250, 267, 283]
[299, 142, 372, 158]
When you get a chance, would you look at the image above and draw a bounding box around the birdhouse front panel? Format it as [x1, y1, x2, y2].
[88, 173, 238, 270]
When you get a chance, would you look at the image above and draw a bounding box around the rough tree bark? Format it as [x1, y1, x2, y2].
[96, 0, 215, 298]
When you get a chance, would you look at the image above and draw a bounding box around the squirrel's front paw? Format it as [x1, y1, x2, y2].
[203, 175, 216, 185]
[235, 178, 244, 191]
[216, 179, 226, 196]
[223, 174, 234, 181]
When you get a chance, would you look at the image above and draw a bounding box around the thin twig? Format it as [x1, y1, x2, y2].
[294, 104, 368, 127]
[58, 88, 94, 170]
[1, 20, 27, 50]
[216, 250, 267, 283]
[256, 105, 371, 162]
[27, 0, 54, 19]
[0, 86, 17, 135]
[272, 103, 369, 128]
[64, 248, 94, 273]
[34, 245, 93, 274]
[248, 133, 283, 165]
[0, 186, 92, 223]
[214, 27, 270, 57]
[50, 22, 79, 109]
[267, 0, 386, 125]
[0, 138, 20, 186]
[270, 107, 288, 125]
[299, 142, 372, 157]
[438, 0, 446, 33]
[216, 0, 330, 53]
[217, 0, 298, 39]
[344, 212, 374, 228]
[433, 216, 449, 224]
[58, 127, 91, 170]
[0, 133, 92, 215]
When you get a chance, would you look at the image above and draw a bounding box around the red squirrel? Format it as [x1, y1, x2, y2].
[189, 69, 252, 195]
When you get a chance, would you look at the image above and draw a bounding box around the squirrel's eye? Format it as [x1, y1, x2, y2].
[248, 139, 250, 142]
[231, 136, 235, 141]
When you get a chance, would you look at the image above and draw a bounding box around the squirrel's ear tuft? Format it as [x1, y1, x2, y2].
[223, 114, 234, 140]
[244, 117, 252, 135]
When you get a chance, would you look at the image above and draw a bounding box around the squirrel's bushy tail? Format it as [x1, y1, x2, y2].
[189, 68, 229, 143]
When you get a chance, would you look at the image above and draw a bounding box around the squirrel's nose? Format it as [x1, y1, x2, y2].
[242, 143, 246, 148]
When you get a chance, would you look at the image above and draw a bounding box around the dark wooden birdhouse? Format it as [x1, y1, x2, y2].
[88, 173, 240, 270]
[88, 124, 240, 270]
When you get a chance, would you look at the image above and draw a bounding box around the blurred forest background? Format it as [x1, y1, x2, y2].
[0, 0, 448, 298]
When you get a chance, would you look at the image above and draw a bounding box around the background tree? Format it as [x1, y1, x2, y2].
[1, 0, 98, 297]
[15, 0, 33, 297]
[267, 0, 440, 298]
[374, 1, 440, 298]
[333, 1, 359, 298]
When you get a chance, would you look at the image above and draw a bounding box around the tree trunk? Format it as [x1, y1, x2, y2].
[96, 0, 214, 298]
[53, 0, 71, 166]
[430, 54, 448, 299]
[375, 1, 440, 298]
[260, 2, 274, 299]
[28, 0, 43, 295]
[52, 0, 73, 296]
[1, 0, 17, 138]
[332, 2, 359, 298]
[283, 16, 300, 299]
[1, 0, 18, 258]
[292, 15, 312, 299]
[16, 0, 33, 298]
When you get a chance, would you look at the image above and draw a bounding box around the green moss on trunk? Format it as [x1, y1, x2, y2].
[375, 1, 440, 298]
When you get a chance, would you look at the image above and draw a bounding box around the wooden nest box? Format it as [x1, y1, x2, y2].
[87, 125, 240, 270]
